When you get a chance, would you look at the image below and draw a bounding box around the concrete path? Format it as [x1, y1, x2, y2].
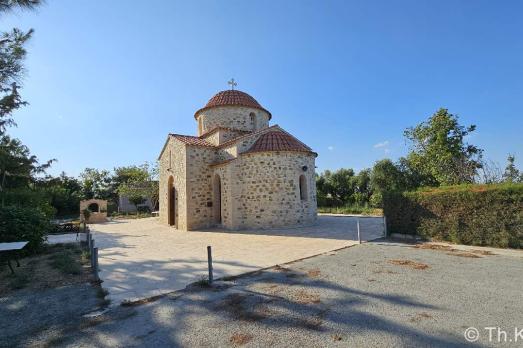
[89, 215, 385, 305]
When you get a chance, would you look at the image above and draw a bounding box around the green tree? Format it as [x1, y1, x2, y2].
[324, 168, 355, 205]
[352, 168, 371, 205]
[404, 108, 483, 186]
[38, 172, 83, 216]
[0, 135, 52, 207]
[502, 155, 522, 183]
[79, 168, 112, 200]
[116, 162, 159, 211]
[0, 0, 42, 134]
[370, 159, 406, 194]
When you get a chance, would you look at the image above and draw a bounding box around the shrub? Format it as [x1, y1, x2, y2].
[137, 205, 151, 214]
[369, 192, 383, 208]
[0, 205, 51, 254]
[383, 183, 523, 248]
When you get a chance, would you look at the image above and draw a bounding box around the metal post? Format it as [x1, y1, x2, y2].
[383, 216, 387, 237]
[93, 247, 99, 280]
[90, 239, 95, 268]
[207, 246, 213, 284]
[357, 218, 361, 244]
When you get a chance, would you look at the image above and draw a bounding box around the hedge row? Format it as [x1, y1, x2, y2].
[383, 183, 523, 248]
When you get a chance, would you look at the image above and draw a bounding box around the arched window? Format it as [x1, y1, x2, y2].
[250, 112, 256, 130]
[299, 175, 307, 201]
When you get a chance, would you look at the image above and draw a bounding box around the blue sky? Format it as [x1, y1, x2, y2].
[3, 0, 522, 177]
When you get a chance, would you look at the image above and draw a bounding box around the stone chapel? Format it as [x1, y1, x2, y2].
[158, 84, 317, 230]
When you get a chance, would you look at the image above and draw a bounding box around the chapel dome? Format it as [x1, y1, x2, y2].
[194, 90, 271, 119]
[244, 130, 316, 156]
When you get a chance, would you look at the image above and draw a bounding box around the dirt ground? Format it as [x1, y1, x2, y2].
[0, 243, 109, 348]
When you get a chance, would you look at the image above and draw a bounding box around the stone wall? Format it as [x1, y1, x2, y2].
[159, 137, 188, 230]
[202, 128, 250, 146]
[185, 146, 216, 229]
[159, 125, 317, 231]
[220, 151, 317, 230]
[196, 106, 270, 135]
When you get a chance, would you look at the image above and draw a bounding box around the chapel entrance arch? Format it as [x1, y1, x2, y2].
[168, 176, 177, 227]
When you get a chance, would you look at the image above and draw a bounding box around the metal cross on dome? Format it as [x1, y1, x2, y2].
[227, 78, 237, 90]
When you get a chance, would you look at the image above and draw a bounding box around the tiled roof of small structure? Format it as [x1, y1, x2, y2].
[194, 90, 271, 119]
[243, 130, 316, 155]
[170, 134, 214, 148]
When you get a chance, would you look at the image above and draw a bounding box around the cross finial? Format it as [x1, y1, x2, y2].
[228, 78, 237, 90]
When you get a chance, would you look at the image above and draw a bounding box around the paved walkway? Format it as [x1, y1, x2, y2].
[46, 233, 86, 244]
[90, 215, 385, 305]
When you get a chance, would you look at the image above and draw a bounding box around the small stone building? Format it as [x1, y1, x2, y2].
[158, 88, 317, 230]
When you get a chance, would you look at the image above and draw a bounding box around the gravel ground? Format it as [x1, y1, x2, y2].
[0, 284, 101, 347]
[13, 240, 523, 347]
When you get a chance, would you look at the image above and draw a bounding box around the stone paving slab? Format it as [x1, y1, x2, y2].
[90, 215, 385, 305]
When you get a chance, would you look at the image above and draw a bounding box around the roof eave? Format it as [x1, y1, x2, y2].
[194, 104, 272, 120]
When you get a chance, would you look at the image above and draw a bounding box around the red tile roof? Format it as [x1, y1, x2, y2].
[243, 130, 315, 155]
[170, 134, 215, 148]
[194, 90, 271, 119]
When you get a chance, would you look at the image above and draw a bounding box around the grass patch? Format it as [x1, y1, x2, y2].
[1, 243, 93, 296]
[194, 275, 211, 288]
[8, 272, 30, 290]
[318, 205, 383, 216]
[49, 250, 82, 275]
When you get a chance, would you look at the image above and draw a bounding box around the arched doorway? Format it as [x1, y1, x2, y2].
[168, 176, 177, 227]
[213, 174, 222, 224]
[87, 202, 100, 212]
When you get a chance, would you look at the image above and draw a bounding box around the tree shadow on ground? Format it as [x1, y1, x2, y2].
[35, 264, 486, 348]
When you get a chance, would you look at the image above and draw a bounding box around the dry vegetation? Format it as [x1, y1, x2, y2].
[229, 333, 253, 346]
[292, 289, 321, 304]
[388, 259, 430, 270]
[306, 268, 321, 277]
[0, 243, 93, 295]
[413, 243, 496, 258]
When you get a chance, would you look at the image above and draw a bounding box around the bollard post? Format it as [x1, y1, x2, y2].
[357, 218, 361, 244]
[93, 247, 99, 280]
[90, 239, 95, 268]
[207, 246, 213, 284]
[383, 216, 387, 237]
